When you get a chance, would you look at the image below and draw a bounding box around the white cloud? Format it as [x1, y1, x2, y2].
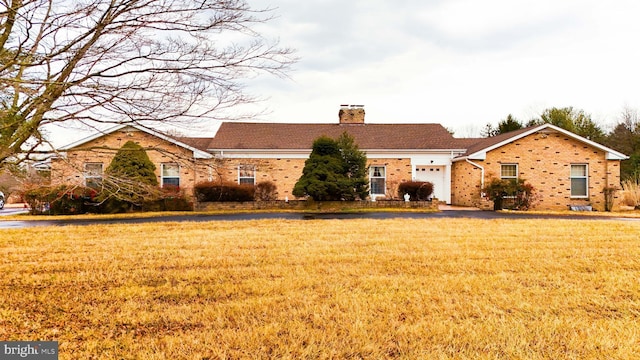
[415, 0, 584, 39]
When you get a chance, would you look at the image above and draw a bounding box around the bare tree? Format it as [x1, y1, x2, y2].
[605, 107, 640, 181]
[0, 0, 295, 164]
[619, 106, 640, 133]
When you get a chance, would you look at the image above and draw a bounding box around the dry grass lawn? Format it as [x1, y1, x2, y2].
[1, 218, 639, 359]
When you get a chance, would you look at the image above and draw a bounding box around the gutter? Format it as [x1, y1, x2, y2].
[465, 158, 486, 197]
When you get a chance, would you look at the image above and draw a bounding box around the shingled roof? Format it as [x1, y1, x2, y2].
[457, 126, 537, 157]
[208, 122, 467, 150]
[175, 136, 214, 152]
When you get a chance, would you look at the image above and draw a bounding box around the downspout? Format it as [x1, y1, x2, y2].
[465, 159, 486, 197]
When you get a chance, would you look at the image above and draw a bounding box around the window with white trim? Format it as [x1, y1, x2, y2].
[369, 166, 386, 196]
[84, 163, 103, 188]
[500, 164, 518, 179]
[499, 163, 519, 199]
[570, 164, 588, 198]
[161, 163, 180, 187]
[238, 164, 256, 185]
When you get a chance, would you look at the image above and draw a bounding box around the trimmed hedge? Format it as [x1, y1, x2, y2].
[23, 184, 193, 215]
[397, 181, 434, 201]
[142, 197, 193, 212]
[195, 181, 255, 202]
[23, 185, 98, 215]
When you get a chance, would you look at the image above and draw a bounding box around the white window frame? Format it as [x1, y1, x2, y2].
[238, 164, 256, 185]
[369, 166, 386, 197]
[500, 164, 518, 180]
[570, 164, 588, 198]
[500, 163, 519, 199]
[84, 163, 103, 188]
[161, 163, 180, 188]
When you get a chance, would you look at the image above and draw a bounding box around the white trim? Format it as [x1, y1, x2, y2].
[238, 164, 256, 185]
[369, 165, 387, 197]
[213, 149, 311, 159]
[214, 148, 467, 159]
[500, 163, 518, 179]
[570, 163, 589, 198]
[59, 124, 213, 159]
[59, 124, 128, 150]
[161, 163, 181, 188]
[83, 162, 103, 187]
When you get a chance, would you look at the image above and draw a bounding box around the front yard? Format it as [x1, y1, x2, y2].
[1, 218, 640, 359]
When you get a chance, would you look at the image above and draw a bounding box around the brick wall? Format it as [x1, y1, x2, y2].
[51, 128, 212, 198]
[368, 158, 413, 199]
[52, 129, 417, 202]
[451, 159, 483, 207]
[451, 131, 623, 211]
[216, 157, 414, 200]
[215, 158, 306, 199]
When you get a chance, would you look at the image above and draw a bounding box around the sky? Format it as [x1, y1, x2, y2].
[236, 0, 640, 136]
[50, 0, 640, 145]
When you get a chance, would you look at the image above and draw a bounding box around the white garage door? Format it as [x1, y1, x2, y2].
[414, 166, 446, 201]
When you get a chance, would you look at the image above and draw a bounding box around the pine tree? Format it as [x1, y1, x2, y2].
[98, 141, 161, 210]
[293, 133, 369, 200]
[336, 132, 369, 200]
[106, 141, 158, 186]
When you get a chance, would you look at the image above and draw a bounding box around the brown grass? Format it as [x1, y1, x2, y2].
[1, 207, 438, 222]
[621, 179, 640, 208]
[1, 218, 640, 359]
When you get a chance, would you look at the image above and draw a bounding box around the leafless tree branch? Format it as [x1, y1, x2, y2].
[0, 0, 296, 165]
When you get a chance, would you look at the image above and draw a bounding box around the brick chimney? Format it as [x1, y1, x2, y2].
[338, 105, 365, 124]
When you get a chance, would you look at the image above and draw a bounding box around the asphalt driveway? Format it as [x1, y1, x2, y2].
[1, 209, 638, 229]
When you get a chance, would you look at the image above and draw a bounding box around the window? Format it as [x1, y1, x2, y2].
[161, 163, 180, 187]
[501, 164, 518, 179]
[370, 166, 386, 196]
[238, 164, 255, 185]
[499, 164, 519, 199]
[84, 163, 103, 188]
[570, 164, 588, 198]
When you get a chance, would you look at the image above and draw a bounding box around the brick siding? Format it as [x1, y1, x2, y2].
[51, 126, 624, 211]
[51, 128, 212, 198]
[215, 157, 414, 200]
[451, 131, 622, 211]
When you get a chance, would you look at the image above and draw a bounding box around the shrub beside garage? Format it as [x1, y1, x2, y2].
[398, 181, 434, 201]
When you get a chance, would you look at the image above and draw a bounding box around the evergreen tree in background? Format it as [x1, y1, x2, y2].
[531, 107, 605, 142]
[483, 114, 523, 137]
